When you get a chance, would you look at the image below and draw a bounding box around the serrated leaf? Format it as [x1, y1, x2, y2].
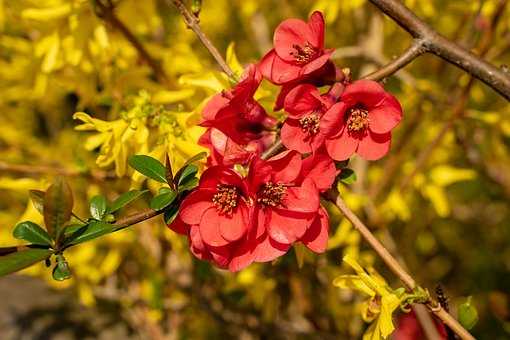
[128, 155, 167, 183]
[178, 164, 198, 186]
[90, 195, 107, 220]
[0, 247, 53, 277]
[29, 189, 45, 215]
[13, 221, 53, 246]
[44, 177, 73, 241]
[107, 190, 147, 214]
[63, 221, 115, 247]
[339, 168, 357, 185]
[150, 191, 177, 210]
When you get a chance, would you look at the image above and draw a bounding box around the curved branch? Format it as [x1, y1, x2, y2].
[368, 0, 510, 100]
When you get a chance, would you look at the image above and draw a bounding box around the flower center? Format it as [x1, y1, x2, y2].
[212, 184, 239, 215]
[299, 114, 320, 135]
[290, 42, 318, 64]
[347, 108, 369, 133]
[257, 182, 287, 207]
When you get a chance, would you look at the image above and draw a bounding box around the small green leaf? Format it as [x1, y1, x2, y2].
[0, 247, 53, 277]
[174, 152, 206, 182]
[29, 189, 45, 215]
[178, 164, 198, 185]
[128, 155, 167, 183]
[13, 221, 53, 246]
[339, 168, 357, 185]
[165, 154, 175, 190]
[52, 254, 71, 281]
[63, 221, 115, 246]
[163, 204, 179, 225]
[458, 296, 478, 330]
[90, 195, 107, 220]
[150, 191, 177, 210]
[44, 177, 73, 241]
[107, 190, 147, 214]
[178, 177, 199, 192]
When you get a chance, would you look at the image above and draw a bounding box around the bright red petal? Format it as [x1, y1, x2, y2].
[356, 131, 392, 160]
[341, 79, 387, 108]
[167, 215, 190, 235]
[253, 233, 290, 262]
[301, 206, 329, 253]
[199, 208, 229, 247]
[202, 93, 229, 121]
[301, 151, 336, 192]
[274, 18, 315, 62]
[281, 120, 313, 154]
[267, 150, 302, 183]
[218, 204, 249, 242]
[325, 131, 359, 161]
[179, 190, 214, 225]
[199, 166, 245, 192]
[301, 52, 331, 76]
[368, 94, 403, 134]
[308, 11, 325, 50]
[208, 245, 231, 269]
[283, 84, 322, 118]
[320, 101, 347, 137]
[228, 240, 256, 272]
[267, 208, 313, 243]
[189, 225, 211, 261]
[282, 177, 320, 213]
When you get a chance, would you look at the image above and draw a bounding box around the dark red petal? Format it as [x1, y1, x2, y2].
[189, 225, 211, 261]
[281, 120, 313, 154]
[282, 177, 320, 213]
[274, 83, 296, 111]
[231, 64, 261, 104]
[320, 102, 347, 137]
[301, 151, 336, 192]
[179, 190, 214, 225]
[167, 215, 190, 235]
[341, 79, 387, 108]
[368, 93, 403, 134]
[199, 166, 245, 191]
[228, 240, 256, 272]
[199, 208, 229, 247]
[247, 156, 272, 192]
[267, 150, 303, 183]
[283, 84, 322, 118]
[274, 18, 315, 62]
[258, 49, 278, 82]
[301, 52, 332, 76]
[253, 233, 290, 262]
[201, 93, 230, 121]
[325, 131, 359, 161]
[218, 203, 249, 242]
[301, 206, 329, 253]
[273, 57, 303, 84]
[308, 11, 325, 50]
[356, 131, 391, 160]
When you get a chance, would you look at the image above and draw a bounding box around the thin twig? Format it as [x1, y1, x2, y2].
[114, 208, 163, 231]
[368, 0, 510, 101]
[325, 190, 475, 340]
[167, 0, 236, 79]
[94, 0, 170, 86]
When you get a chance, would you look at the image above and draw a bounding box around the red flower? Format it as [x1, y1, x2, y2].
[394, 311, 447, 340]
[324, 80, 403, 161]
[258, 11, 334, 85]
[200, 64, 275, 145]
[280, 83, 344, 154]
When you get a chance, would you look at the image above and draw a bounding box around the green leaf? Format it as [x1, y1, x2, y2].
[174, 152, 206, 182]
[165, 154, 175, 190]
[339, 168, 357, 185]
[43, 177, 73, 241]
[178, 164, 198, 186]
[128, 155, 167, 183]
[0, 247, 53, 277]
[178, 177, 199, 192]
[107, 190, 147, 214]
[163, 204, 180, 225]
[52, 254, 71, 281]
[150, 190, 177, 211]
[29, 189, 45, 215]
[458, 296, 478, 330]
[13, 221, 53, 246]
[63, 221, 115, 246]
[90, 195, 107, 220]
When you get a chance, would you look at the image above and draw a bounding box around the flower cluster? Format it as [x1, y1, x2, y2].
[169, 11, 403, 271]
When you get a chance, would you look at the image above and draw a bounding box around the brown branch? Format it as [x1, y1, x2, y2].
[368, 0, 510, 101]
[325, 190, 475, 340]
[93, 0, 170, 86]
[167, 0, 236, 79]
[114, 208, 163, 231]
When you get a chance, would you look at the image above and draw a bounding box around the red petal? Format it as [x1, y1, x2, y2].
[199, 166, 246, 192]
[274, 18, 316, 62]
[308, 11, 325, 50]
[202, 93, 229, 121]
[231, 64, 261, 105]
[228, 240, 256, 272]
[253, 233, 290, 262]
[368, 93, 403, 134]
[320, 101, 347, 137]
[267, 208, 313, 243]
[357, 131, 392, 160]
[179, 190, 214, 225]
[208, 245, 231, 269]
[258, 49, 278, 82]
[274, 83, 295, 111]
[301, 152, 336, 192]
[301, 52, 332, 76]
[218, 204, 249, 242]
[283, 84, 322, 118]
[267, 150, 302, 183]
[341, 79, 387, 108]
[301, 206, 329, 253]
[199, 208, 229, 247]
[325, 131, 359, 161]
[189, 225, 211, 261]
[272, 56, 302, 84]
[282, 177, 320, 213]
[167, 215, 190, 235]
[281, 119, 313, 154]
